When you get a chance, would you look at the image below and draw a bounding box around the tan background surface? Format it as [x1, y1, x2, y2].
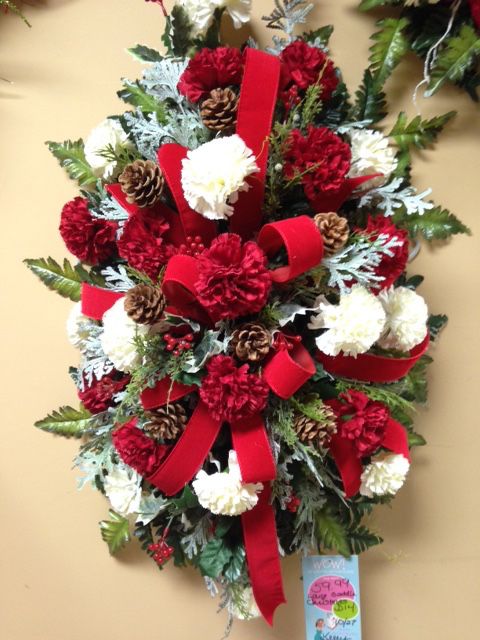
[1, 1, 479, 639]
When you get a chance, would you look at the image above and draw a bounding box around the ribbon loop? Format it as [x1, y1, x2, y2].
[257, 216, 324, 283]
[162, 254, 214, 325]
[264, 339, 316, 399]
[81, 283, 124, 321]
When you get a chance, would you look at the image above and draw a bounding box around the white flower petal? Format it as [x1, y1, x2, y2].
[360, 454, 410, 498]
[378, 286, 428, 351]
[100, 298, 149, 372]
[84, 119, 133, 179]
[104, 464, 142, 516]
[348, 129, 397, 189]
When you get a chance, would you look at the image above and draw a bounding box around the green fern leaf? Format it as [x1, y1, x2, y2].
[316, 510, 351, 558]
[389, 110, 456, 151]
[393, 206, 471, 241]
[127, 44, 163, 63]
[427, 314, 448, 341]
[408, 431, 427, 447]
[359, 0, 400, 10]
[353, 69, 387, 124]
[369, 18, 410, 86]
[46, 139, 97, 187]
[100, 510, 131, 555]
[118, 80, 167, 121]
[35, 405, 94, 438]
[348, 526, 383, 554]
[427, 25, 480, 96]
[24, 257, 85, 301]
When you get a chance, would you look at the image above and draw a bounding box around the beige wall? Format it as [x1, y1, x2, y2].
[1, 1, 479, 639]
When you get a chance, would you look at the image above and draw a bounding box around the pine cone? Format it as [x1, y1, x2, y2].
[314, 212, 350, 256]
[124, 284, 166, 325]
[200, 88, 239, 133]
[294, 412, 338, 449]
[144, 404, 187, 441]
[118, 159, 164, 208]
[230, 322, 271, 363]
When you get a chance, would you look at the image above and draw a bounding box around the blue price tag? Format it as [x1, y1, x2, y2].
[302, 555, 362, 640]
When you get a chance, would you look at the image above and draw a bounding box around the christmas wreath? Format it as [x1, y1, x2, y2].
[360, 0, 480, 99]
[26, 0, 470, 628]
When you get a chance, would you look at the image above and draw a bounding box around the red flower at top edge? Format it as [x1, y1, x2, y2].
[178, 47, 244, 103]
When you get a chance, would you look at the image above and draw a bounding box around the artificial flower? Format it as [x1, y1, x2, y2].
[199, 355, 269, 423]
[192, 450, 263, 516]
[181, 134, 259, 220]
[113, 420, 169, 477]
[177, 0, 251, 38]
[280, 40, 338, 108]
[283, 126, 351, 204]
[309, 285, 386, 357]
[117, 210, 173, 280]
[78, 373, 129, 414]
[359, 215, 409, 289]
[84, 118, 133, 179]
[195, 234, 271, 320]
[348, 129, 397, 188]
[178, 46, 244, 103]
[359, 453, 410, 498]
[223, 0, 252, 29]
[469, 0, 480, 29]
[59, 197, 117, 265]
[66, 302, 95, 349]
[378, 286, 429, 351]
[103, 463, 142, 517]
[230, 586, 261, 620]
[328, 391, 389, 458]
[100, 298, 149, 372]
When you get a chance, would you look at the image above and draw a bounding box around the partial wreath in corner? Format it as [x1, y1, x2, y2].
[360, 0, 480, 100]
[25, 0, 470, 630]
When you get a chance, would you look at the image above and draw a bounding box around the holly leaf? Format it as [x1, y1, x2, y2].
[353, 69, 387, 124]
[197, 538, 233, 578]
[426, 25, 480, 96]
[171, 486, 199, 513]
[316, 510, 351, 558]
[389, 111, 456, 151]
[369, 18, 410, 86]
[348, 526, 383, 554]
[35, 405, 94, 438]
[304, 25, 334, 48]
[46, 139, 97, 186]
[428, 314, 448, 341]
[223, 546, 246, 583]
[24, 257, 86, 301]
[408, 431, 427, 447]
[162, 5, 194, 58]
[127, 44, 163, 63]
[393, 206, 471, 241]
[118, 80, 167, 121]
[100, 510, 130, 555]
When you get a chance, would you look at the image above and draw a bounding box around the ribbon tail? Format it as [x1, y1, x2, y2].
[383, 417, 411, 461]
[241, 485, 286, 625]
[231, 413, 276, 484]
[329, 435, 363, 498]
[146, 401, 222, 496]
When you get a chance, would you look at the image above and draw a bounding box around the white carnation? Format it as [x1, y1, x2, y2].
[360, 454, 410, 498]
[309, 285, 386, 357]
[230, 586, 261, 620]
[378, 286, 429, 351]
[104, 463, 142, 517]
[348, 129, 397, 188]
[192, 450, 263, 516]
[222, 0, 252, 28]
[181, 134, 259, 220]
[178, 0, 251, 36]
[100, 298, 148, 372]
[66, 302, 95, 349]
[84, 119, 133, 179]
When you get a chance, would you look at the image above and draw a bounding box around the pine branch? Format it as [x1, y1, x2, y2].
[46, 139, 97, 187]
[426, 25, 480, 96]
[100, 510, 131, 555]
[35, 406, 95, 439]
[389, 110, 456, 151]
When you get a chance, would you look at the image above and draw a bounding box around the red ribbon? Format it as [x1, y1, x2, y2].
[329, 417, 410, 498]
[310, 174, 382, 213]
[81, 283, 123, 320]
[317, 335, 430, 384]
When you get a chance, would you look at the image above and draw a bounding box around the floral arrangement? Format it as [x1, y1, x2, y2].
[26, 0, 470, 629]
[360, 0, 480, 99]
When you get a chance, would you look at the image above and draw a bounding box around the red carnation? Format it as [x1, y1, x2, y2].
[359, 215, 409, 289]
[328, 390, 388, 458]
[469, 0, 480, 29]
[199, 355, 269, 423]
[195, 234, 271, 321]
[178, 47, 244, 103]
[59, 197, 117, 265]
[117, 210, 173, 281]
[78, 373, 129, 414]
[283, 126, 351, 204]
[112, 420, 169, 477]
[280, 40, 338, 109]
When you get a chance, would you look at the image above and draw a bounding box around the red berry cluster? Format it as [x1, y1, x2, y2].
[272, 332, 303, 352]
[178, 235, 206, 257]
[286, 494, 301, 513]
[163, 331, 194, 357]
[148, 532, 174, 567]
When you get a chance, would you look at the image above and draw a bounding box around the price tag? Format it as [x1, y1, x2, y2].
[302, 555, 362, 640]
